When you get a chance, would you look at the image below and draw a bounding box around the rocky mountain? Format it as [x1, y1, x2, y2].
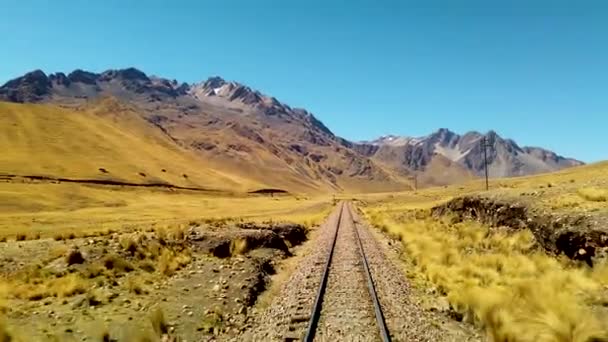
[0, 68, 583, 191]
[356, 128, 583, 180]
[0, 68, 407, 193]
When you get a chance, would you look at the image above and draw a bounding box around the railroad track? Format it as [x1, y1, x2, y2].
[304, 202, 391, 342]
[244, 201, 474, 341]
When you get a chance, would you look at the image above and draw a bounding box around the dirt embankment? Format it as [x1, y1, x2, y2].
[432, 196, 608, 265]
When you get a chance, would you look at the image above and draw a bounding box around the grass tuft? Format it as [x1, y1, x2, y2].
[149, 307, 168, 337]
[158, 249, 191, 276]
[577, 187, 608, 202]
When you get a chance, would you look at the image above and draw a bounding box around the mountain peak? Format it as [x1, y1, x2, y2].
[202, 76, 226, 89]
[99, 67, 149, 82]
[0, 69, 51, 102]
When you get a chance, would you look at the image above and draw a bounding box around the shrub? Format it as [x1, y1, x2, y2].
[0, 317, 14, 341]
[86, 290, 104, 306]
[577, 188, 608, 202]
[158, 249, 191, 276]
[15, 233, 26, 241]
[126, 277, 147, 295]
[150, 307, 168, 337]
[65, 249, 85, 266]
[103, 255, 134, 274]
[82, 263, 105, 279]
[139, 261, 155, 273]
[120, 235, 139, 255]
[230, 238, 249, 255]
[52, 274, 88, 297]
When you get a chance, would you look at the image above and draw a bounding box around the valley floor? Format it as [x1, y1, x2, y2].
[1, 162, 607, 341]
[0, 180, 333, 239]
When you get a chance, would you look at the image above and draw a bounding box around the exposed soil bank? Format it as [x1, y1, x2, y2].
[432, 196, 608, 265]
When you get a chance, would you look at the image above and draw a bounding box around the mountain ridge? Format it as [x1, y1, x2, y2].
[355, 128, 583, 179]
[0, 67, 584, 191]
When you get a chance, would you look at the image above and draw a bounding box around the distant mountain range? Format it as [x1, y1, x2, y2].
[0, 68, 583, 192]
[356, 128, 582, 179]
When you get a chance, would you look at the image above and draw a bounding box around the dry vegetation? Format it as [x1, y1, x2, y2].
[578, 188, 608, 203]
[1, 226, 192, 303]
[0, 212, 313, 341]
[0, 100, 258, 192]
[0, 224, 195, 340]
[0, 181, 333, 239]
[366, 209, 608, 341]
[361, 161, 608, 341]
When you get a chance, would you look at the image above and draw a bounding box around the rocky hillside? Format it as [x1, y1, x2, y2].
[1, 68, 583, 191]
[356, 128, 583, 182]
[0, 68, 408, 193]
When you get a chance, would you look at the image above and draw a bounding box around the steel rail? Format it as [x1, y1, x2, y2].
[304, 202, 344, 342]
[349, 204, 392, 342]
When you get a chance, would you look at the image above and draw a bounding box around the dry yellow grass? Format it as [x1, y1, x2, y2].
[365, 209, 608, 341]
[355, 161, 608, 215]
[10, 273, 89, 301]
[359, 161, 608, 340]
[577, 187, 608, 202]
[0, 100, 259, 192]
[0, 181, 333, 238]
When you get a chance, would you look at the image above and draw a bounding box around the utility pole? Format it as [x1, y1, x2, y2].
[482, 136, 491, 191]
[410, 173, 417, 191]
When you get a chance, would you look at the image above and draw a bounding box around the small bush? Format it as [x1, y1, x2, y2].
[15, 233, 26, 241]
[66, 249, 85, 266]
[150, 307, 168, 337]
[53, 234, 64, 241]
[67, 233, 76, 240]
[0, 317, 14, 341]
[86, 290, 104, 306]
[198, 310, 224, 334]
[52, 274, 88, 297]
[577, 188, 608, 202]
[158, 250, 191, 276]
[230, 238, 249, 255]
[127, 277, 147, 295]
[120, 235, 139, 255]
[139, 261, 156, 273]
[82, 263, 105, 279]
[103, 255, 134, 274]
[0, 237, 6, 243]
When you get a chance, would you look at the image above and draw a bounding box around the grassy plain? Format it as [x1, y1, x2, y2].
[0, 181, 333, 239]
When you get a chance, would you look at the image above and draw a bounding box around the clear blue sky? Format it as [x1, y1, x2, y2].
[1, 0, 606, 162]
